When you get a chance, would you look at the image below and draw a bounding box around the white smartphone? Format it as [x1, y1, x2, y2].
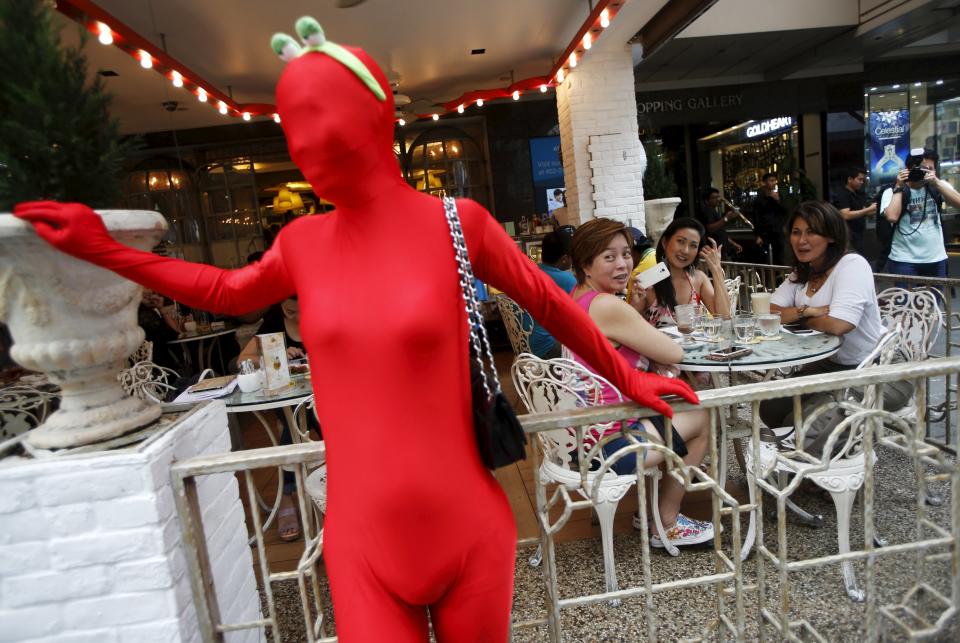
[637, 261, 670, 290]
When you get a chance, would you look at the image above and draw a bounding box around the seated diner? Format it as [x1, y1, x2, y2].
[567, 218, 714, 548]
[631, 217, 731, 327]
[759, 201, 912, 447]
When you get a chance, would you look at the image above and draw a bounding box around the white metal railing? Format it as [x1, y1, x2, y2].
[173, 357, 960, 642]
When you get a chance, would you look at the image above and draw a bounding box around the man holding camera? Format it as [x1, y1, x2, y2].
[880, 148, 960, 277]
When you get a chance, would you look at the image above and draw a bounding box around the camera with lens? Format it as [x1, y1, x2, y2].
[907, 162, 929, 183]
[906, 148, 932, 183]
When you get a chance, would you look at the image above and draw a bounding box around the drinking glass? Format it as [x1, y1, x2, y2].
[702, 317, 722, 342]
[693, 304, 707, 333]
[674, 304, 697, 345]
[758, 312, 781, 340]
[733, 314, 757, 344]
[196, 311, 211, 333]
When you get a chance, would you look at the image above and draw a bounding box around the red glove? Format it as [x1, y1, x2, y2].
[14, 200, 294, 316]
[13, 201, 119, 261]
[618, 371, 698, 418]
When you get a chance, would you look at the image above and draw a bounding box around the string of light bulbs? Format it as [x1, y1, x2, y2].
[56, 0, 279, 122]
[57, 0, 622, 126]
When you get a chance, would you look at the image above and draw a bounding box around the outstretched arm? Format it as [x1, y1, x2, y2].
[13, 201, 294, 316]
[457, 199, 698, 417]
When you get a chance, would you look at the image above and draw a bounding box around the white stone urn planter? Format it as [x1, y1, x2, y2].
[0, 210, 168, 449]
[643, 196, 681, 245]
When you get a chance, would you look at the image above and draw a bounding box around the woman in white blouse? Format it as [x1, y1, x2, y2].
[760, 201, 910, 445]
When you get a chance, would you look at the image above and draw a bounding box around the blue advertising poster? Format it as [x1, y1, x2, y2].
[529, 136, 564, 185]
[869, 109, 910, 185]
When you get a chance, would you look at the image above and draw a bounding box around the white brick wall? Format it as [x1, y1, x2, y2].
[556, 44, 647, 230]
[0, 402, 263, 643]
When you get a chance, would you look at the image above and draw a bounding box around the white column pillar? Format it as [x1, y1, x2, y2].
[556, 44, 647, 231]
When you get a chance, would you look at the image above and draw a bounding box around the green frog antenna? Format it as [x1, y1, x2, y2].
[270, 16, 387, 102]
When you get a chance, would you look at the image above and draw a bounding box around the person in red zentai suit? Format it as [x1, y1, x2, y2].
[15, 17, 697, 642]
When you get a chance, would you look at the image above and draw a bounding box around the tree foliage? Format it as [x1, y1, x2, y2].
[0, 0, 135, 210]
[642, 139, 678, 200]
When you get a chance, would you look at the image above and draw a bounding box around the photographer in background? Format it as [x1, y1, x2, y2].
[880, 148, 960, 278]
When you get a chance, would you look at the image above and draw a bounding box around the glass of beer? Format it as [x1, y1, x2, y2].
[674, 304, 697, 345]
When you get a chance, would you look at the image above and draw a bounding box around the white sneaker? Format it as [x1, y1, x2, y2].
[649, 513, 715, 548]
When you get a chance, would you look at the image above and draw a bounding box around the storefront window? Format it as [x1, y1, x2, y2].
[697, 117, 805, 210]
[122, 159, 205, 262]
[404, 126, 490, 208]
[864, 79, 960, 212]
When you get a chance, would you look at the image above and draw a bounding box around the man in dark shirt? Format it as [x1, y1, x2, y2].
[696, 188, 743, 258]
[834, 167, 876, 256]
[751, 172, 787, 264]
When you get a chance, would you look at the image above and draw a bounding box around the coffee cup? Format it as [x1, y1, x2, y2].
[751, 292, 771, 315]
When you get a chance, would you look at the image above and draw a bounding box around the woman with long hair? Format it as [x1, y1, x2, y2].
[632, 217, 730, 327]
[760, 201, 909, 440]
[568, 218, 715, 549]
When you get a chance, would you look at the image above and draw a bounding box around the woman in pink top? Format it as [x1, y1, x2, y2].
[568, 218, 715, 549]
[634, 217, 731, 327]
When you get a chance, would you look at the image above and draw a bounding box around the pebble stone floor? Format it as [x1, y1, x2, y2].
[249, 346, 959, 641]
[257, 437, 957, 642]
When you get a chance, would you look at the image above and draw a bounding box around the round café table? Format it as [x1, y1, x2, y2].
[168, 326, 237, 374]
[676, 330, 841, 374]
[675, 329, 842, 488]
[223, 374, 316, 542]
[676, 328, 842, 560]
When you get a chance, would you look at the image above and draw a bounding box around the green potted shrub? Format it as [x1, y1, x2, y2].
[0, 0, 136, 209]
[642, 139, 681, 243]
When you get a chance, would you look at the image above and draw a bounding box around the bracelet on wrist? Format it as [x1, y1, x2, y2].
[798, 304, 808, 318]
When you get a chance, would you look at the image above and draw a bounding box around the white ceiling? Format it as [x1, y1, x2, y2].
[54, 0, 593, 134]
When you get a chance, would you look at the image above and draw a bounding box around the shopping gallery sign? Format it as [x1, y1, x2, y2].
[637, 93, 743, 114]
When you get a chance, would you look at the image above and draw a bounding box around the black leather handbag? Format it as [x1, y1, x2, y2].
[442, 197, 527, 469]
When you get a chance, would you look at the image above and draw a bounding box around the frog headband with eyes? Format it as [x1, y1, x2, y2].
[270, 16, 386, 102]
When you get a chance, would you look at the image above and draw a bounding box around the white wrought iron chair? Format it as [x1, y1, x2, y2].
[876, 287, 941, 425]
[744, 325, 901, 601]
[876, 287, 940, 362]
[128, 339, 154, 366]
[118, 360, 184, 405]
[495, 294, 533, 356]
[0, 384, 57, 445]
[724, 276, 742, 315]
[511, 354, 676, 597]
[291, 395, 328, 517]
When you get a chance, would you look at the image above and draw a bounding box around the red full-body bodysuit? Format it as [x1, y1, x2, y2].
[15, 36, 696, 642]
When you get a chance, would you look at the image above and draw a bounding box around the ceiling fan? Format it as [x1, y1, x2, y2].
[335, 0, 368, 7]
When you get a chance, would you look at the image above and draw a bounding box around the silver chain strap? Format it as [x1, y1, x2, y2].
[442, 197, 502, 400]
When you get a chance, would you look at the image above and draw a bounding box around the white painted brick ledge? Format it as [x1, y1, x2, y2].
[0, 402, 263, 642]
